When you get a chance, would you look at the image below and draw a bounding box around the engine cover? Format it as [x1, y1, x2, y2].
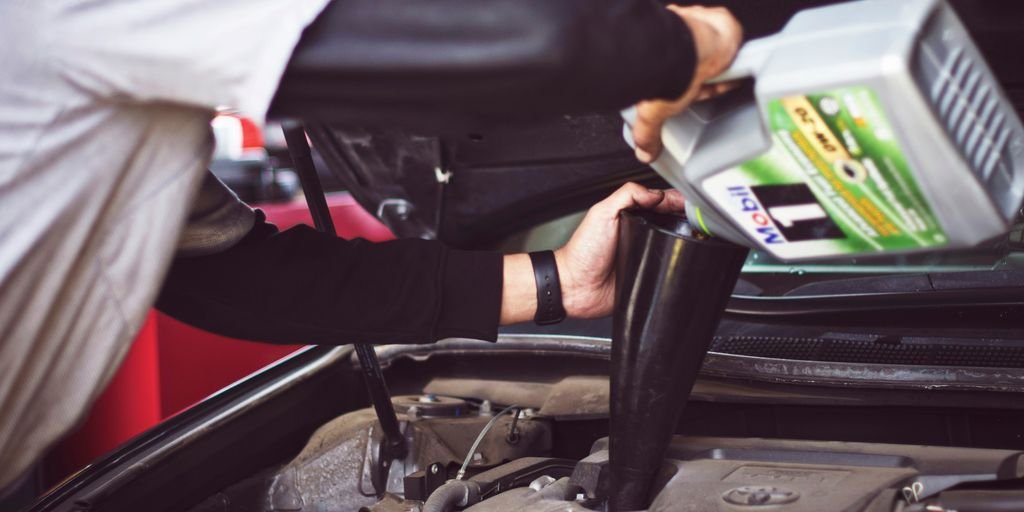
[466, 435, 1024, 511]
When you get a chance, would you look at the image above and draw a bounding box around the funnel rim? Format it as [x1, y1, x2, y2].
[620, 209, 740, 249]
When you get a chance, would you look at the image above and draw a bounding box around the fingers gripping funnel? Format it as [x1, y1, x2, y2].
[609, 211, 749, 511]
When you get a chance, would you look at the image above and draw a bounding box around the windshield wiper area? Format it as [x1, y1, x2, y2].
[727, 270, 1024, 320]
[783, 269, 1024, 296]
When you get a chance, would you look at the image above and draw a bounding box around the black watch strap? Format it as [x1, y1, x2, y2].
[529, 251, 566, 325]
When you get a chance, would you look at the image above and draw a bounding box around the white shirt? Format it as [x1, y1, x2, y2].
[0, 0, 330, 488]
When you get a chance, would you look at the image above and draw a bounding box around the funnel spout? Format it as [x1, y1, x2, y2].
[608, 210, 748, 511]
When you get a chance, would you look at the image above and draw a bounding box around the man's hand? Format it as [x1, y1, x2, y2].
[500, 183, 685, 324]
[632, 5, 742, 163]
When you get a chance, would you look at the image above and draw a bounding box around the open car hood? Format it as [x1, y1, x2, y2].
[303, 0, 1024, 251]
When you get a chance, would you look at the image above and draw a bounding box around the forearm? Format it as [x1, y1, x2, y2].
[502, 184, 687, 324]
[500, 254, 535, 325]
[157, 212, 504, 345]
[161, 186, 681, 341]
[269, 0, 696, 120]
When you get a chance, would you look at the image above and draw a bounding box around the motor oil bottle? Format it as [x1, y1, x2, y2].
[623, 0, 1024, 261]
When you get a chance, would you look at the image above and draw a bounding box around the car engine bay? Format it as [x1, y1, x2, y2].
[188, 387, 1024, 512]
[171, 209, 1024, 512]
[175, 331, 1024, 512]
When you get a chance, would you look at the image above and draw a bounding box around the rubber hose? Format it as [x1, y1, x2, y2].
[422, 481, 477, 512]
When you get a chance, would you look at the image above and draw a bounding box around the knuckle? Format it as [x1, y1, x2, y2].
[634, 108, 659, 124]
[620, 183, 646, 200]
[632, 127, 651, 143]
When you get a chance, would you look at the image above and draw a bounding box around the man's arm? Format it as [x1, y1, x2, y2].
[269, 0, 740, 160]
[156, 182, 682, 344]
[269, 0, 696, 120]
[158, 210, 506, 345]
[499, 183, 685, 324]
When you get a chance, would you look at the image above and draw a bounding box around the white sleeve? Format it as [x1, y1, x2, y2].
[177, 171, 256, 256]
[50, 0, 331, 121]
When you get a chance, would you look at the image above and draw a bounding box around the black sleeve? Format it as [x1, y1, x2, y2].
[155, 211, 503, 345]
[268, 0, 697, 120]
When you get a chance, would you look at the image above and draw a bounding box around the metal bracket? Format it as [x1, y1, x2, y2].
[282, 122, 408, 498]
[433, 166, 453, 184]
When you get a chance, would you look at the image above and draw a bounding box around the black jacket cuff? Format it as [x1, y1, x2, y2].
[434, 248, 503, 342]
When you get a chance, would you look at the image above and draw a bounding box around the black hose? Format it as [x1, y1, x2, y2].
[422, 481, 480, 512]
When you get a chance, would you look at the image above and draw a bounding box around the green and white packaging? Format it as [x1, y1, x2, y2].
[625, 0, 1024, 261]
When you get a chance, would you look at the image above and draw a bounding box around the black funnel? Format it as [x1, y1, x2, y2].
[608, 210, 749, 511]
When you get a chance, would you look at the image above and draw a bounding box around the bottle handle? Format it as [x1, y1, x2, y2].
[706, 35, 776, 84]
[621, 36, 775, 169]
[620, 35, 774, 125]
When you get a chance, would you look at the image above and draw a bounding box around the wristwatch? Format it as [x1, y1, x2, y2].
[528, 251, 566, 325]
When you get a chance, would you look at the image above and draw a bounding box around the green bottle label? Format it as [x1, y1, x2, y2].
[703, 86, 947, 259]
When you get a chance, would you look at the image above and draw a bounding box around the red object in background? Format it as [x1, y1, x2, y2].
[237, 116, 265, 150]
[47, 192, 393, 485]
[154, 314, 301, 418]
[256, 193, 395, 239]
[157, 193, 394, 417]
[46, 312, 163, 482]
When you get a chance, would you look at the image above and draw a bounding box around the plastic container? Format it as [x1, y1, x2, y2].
[624, 0, 1024, 260]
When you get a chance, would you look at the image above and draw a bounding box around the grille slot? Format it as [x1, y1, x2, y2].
[711, 335, 1024, 368]
[912, 9, 1023, 217]
[929, 47, 1007, 181]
